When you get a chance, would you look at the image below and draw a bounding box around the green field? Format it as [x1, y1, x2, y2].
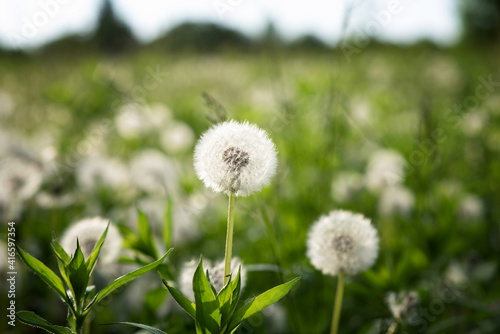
[1, 44, 499, 333]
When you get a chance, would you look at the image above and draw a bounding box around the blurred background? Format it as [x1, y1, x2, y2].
[1, 0, 499, 333]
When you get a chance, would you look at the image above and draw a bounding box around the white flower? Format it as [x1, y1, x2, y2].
[114, 103, 171, 139]
[306, 210, 379, 276]
[130, 149, 179, 196]
[160, 121, 195, 154]
[194, 120, 277, 196]
[179, 257, 247, 301]
[60, 217, 122, 265]
[378, 185, 415, 217]
[458, 194, 484, 222]
[386, 291, 419, 323]
[76, 157, 129, 192]
[330, 171, 363, 203]
[365, 149, 406, 193]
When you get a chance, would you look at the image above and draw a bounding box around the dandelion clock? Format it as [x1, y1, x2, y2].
[307, 210, 379, 334]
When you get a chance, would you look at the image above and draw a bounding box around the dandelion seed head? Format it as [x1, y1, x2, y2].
[194, 120, 277, 196]
[307, 210, 379, 276]
[76, 157, 129, 193]
[378, 185, 415, 218]
[60, 217, 122, 265]
[458, 194, 484, 222]
[365, 149, 406, 193]
[386, 291, 419, 323]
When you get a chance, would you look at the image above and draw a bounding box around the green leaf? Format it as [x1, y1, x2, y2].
[51, 240, 76, 312]
[163, 198, 173, 250]
[85, 222, 109, 275]
[218, 266, 241, 327]
[162, 278, 196, 319]
[51, 240, 71, 265]
[106, 322, 167, 334]
[193, 258, 220, 334]
[84, 249, 172, 315]
[16, 246, 68, 303]
[68, 241, 89, 307]
[227, 277, 300, 332]
[138, 209, 159, 258]
[17, 311, 74, 334]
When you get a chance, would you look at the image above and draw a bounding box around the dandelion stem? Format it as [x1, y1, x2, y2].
[331, 272, 345, 334]
[386, 322, 398, 334]
[223, 192, 236, 286]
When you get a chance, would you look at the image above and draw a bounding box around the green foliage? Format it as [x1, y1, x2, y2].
[16, 225, 172, 333]
[161, 258, 299, 334]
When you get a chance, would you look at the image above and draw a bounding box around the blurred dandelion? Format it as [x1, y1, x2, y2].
[458, 194, 484, 222]
[330, 171, 364, 204]
[307, 210, 379, 334]
[160, 120, 195, 154]
[365, 149, 406, 193]
[385, 291, 419, 333]
[76, 157, 130, 193]
[60, 217, 122, 265]
[378, 185, 415, 218]
[130, 149, 179, 196]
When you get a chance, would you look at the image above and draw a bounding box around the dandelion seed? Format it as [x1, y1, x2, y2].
[60, 217, 122, 265]
[194, 120, 277, 196]
[179, 257, 247, 301]
[306, 210, 379, 276]
[386, 291, 419, 323]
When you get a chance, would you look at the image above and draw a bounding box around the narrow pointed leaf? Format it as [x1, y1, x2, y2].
[85, 222, 109, 275]
[162, 278, 196, 319]
[51, 241, 75, 311]
[163, 198, 173, 250]
[51, 240, 71, 264]
[227, 277, 300, 331]
[68, 241, 89, 307]
[84, 249, 172, 315]
[219, 266, 241, 327]
[17, 311, 74, 334]
[16, 246, 68, 302]
[138, 210, 158, 258]
[106, 322, 167, 334]
[230, 267, 242, 314]
[193, 259, 220, 334]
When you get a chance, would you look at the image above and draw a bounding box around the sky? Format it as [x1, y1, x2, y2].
[0, 0, 462, 50]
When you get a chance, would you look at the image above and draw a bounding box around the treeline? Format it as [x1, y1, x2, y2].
[1, 0, 499, 56]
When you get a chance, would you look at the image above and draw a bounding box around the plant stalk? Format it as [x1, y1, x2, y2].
[223, 192, 236, 286]
[331, 272, 345, 334]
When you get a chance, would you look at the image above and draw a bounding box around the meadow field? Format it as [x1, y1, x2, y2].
[1, 43, 499, 333]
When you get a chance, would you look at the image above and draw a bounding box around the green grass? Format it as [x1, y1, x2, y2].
[1, 44, 499, 333]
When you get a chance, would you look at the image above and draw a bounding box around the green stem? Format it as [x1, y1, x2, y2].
[223, 192, 236, 286]
[386, 322, 398, 334]
[330, 272, 345, 334]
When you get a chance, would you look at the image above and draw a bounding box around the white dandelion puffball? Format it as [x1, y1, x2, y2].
[365, 149, 406, 193]
[307, 210, 379, 276]
[179, 257, 247, 301]
[60, 217, 122, 265]
[194, 120, 277, 196]
[378, 185, 415, 218]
